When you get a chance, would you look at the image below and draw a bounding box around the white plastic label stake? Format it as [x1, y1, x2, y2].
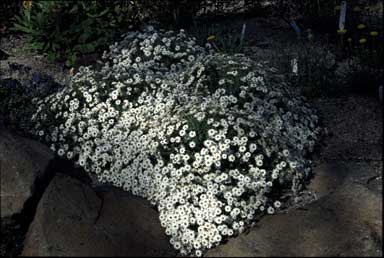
[339, 1, 347, 30]
[291, 58, 298, 75]
[240, 23, 246, 47]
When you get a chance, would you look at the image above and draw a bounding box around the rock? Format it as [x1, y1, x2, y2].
[341, 161, 383, 195]
[94, 189, 177, 257]
[0, 129, 53, 218]
[22, 174, 176, 257]
[206, 163, 382, 257]
[308, 161, 348, 199]
[22, 174, 102, 256]
[309, 160, 382, 198]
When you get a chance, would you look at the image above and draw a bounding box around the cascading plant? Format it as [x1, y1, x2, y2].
[23, 26, 320, 256]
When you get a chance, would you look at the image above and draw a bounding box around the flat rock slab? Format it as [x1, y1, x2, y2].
[309, 160, 382, 198]
[207, 161, 383, 257]
[0, 129, 53, 218]
[22, 174, 176, 257]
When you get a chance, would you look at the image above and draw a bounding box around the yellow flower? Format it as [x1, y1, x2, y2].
[357, 24, 366, 30]
[207, 35, 216, 42]
[370, 31, 379, 37]
[353, 6, 361, 12]
[334, 5, 341, 11]
[23, 0, 32, 9]
[51, 4, 61, 14]
[359, 38, 367, 44]
[337, 29, 347, 35]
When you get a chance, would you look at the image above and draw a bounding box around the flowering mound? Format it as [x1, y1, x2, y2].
[30, 27, 320, 256]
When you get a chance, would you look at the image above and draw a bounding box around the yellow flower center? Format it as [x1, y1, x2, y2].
[370, 31, 379, 37]
[359, 38, 367, 44]
[357, 24, 366, 30]
[207, 35, 216, 42]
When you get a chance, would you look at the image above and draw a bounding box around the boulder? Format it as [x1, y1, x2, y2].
[0, 129, 53, 218]
[22, 174, 176, 257]
[308, 161, 349, 199]
[309, 160, 382, 198]
[206, 162, 382, 257]
[94, 189, 177, 257]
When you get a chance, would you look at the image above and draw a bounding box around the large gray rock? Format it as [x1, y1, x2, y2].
[94, 190, 177, 257]
[206, 161, 382, 257]
[309, 160, 382, 198]
[308, 161, 349, 199]
[22, 174, 176, 257]
[0, 129, 53, 218]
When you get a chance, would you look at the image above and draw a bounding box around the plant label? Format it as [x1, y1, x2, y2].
[240, 23, 247, 46]
[291, 58, 298, 75]
[339, 1, 347, 30]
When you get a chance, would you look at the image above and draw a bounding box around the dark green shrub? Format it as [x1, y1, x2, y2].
[11, 0, 146, 66]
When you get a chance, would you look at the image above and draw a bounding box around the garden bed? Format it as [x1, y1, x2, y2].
[0, 1, 382, 257]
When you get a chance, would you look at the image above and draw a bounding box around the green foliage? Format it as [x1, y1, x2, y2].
[188, 19, 248, 54]
[245, 34, 382, 99]
[256, 0, 383, 98]
[292, 41, 340, 98]
[11, 0, 144, 67]
[334, 1, 383, 95]
[252, 40, 340, 98]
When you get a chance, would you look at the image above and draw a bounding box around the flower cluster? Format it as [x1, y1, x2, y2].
[30, 26, 320, 256]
